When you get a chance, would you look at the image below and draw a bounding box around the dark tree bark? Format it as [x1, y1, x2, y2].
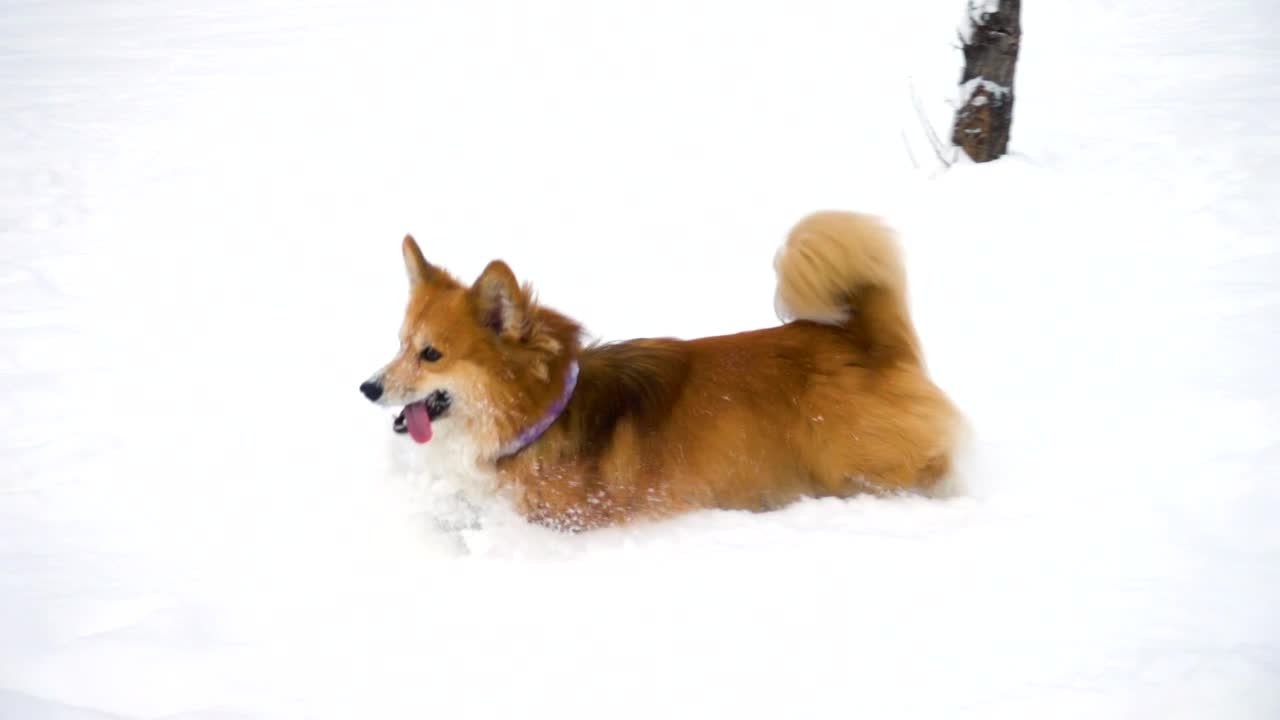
[952, 0, 1021, 162]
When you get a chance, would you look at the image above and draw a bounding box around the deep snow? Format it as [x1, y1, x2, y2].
[2, 1, 1278, 718]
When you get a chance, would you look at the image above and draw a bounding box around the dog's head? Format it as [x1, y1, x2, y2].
[360, 235, 579, 457]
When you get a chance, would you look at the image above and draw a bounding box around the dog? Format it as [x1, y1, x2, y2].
[360, 211, 959, 530]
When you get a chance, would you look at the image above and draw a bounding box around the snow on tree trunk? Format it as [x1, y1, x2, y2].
[952, 0, 1021, 162]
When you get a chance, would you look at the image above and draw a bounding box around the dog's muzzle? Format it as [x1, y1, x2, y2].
[359, 380, 383, 402]
[392, 389, 451, 434]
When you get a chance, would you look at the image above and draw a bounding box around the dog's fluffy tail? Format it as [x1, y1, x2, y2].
[774, 211, 922, 366]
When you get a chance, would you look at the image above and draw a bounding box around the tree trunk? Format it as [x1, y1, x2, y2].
[952, 0, 1021, 162]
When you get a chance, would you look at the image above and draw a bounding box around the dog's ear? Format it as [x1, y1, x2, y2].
[471, 260, 527, 340]
[402, 234, 437, 288]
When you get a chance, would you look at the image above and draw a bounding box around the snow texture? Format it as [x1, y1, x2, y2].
[960, 0, 1003, 43]
[958, 76, 1011, 107]
[2, 1, 1279, 719]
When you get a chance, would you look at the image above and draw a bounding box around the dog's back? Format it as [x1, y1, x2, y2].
[500, 211, 959, 528]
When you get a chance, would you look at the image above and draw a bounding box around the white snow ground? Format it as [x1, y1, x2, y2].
[2, 0, 1278, 717]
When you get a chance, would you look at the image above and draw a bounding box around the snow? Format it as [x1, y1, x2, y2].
[957, 77, 1011, 107]
[3, 0, 1279, 718]
[959, 0, 1005, 43]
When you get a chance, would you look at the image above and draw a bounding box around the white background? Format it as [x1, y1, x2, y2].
[2, 1, 1278, 718]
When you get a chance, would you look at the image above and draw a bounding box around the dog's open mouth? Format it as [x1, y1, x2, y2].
[392, 389, 451, 444]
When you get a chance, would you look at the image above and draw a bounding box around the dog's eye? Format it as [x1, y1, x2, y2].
[419, 345, 443, 362]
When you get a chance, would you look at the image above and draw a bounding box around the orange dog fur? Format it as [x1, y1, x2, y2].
[361, 211, 959, 530]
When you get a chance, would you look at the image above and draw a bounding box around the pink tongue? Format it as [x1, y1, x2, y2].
[405, 402, 433, 444]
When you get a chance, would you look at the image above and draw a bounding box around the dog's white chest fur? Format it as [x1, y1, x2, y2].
[387, 419, 506, 529]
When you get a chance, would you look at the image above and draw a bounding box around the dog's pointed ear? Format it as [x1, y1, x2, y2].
[471, 260, 527, 340]
[402, 234, 436, 288]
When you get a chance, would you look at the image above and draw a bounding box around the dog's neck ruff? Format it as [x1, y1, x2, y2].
[498, 359, 579, 459]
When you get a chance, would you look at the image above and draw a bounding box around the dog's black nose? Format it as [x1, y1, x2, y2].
[359, 381, 383, 402]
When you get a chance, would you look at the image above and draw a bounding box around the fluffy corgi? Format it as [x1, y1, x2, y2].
[360, 211, 959, 530]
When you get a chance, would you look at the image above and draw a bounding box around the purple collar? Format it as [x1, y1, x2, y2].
[498, 359, 579, 459]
